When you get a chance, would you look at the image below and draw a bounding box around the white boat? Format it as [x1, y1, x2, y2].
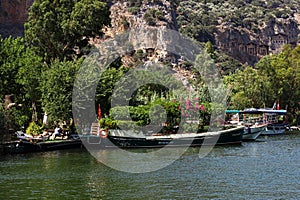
[236, 108, 289, 137]
[261, 123, 288, 135]
[243, 124, 266, 141]
[258, 109, 288, 135]
[227, 108, 288, 140]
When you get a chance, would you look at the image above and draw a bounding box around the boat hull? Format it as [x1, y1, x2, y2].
[243, 125, 265, 141]
[81, 127, 244, 149]
[261, 124, 287, 135]
[3, 139, 82, 154]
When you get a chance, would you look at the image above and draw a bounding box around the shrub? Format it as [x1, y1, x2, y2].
[26, 122, 43, 136]
[99, 117, 118, 130]
[128, 7, 139, 15]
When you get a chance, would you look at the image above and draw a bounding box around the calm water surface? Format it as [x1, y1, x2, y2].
[1, 133, 300, 199]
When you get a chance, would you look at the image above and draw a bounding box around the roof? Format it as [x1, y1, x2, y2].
[225, 110, 240, 114]
[240, 108, 287, 115]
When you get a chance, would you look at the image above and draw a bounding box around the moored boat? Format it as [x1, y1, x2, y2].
[228, 108, 288, 139]
[243, 124, 266, 141]
[80, 126, 244, 149]
[226, 109, 265, 141]
[3, 136, 82, 154]
[261, 123, 288, 135]
[258, 109, 288, 135]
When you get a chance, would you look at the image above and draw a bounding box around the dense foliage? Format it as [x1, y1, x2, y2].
[0, 36, 43, 129]
[225, 45, 300, 124]
[39, 59, 82, 123]
[1, 0, 111, 133]
[25, 0, 110, 63]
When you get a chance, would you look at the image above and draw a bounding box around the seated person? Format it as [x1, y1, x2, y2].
[53, 126, 62, 139]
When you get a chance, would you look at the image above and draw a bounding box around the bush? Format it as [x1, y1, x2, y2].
[26, 122, 43, 136]
[116, 120, 137, 130]
[182, 122, 199, 133]
[99, 117, 118, 130]
[128, 7, 139, 15]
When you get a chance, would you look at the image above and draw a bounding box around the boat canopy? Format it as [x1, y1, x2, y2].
[240, 108, 287, 115]
[257, 109, 287, 115]
[226, 110, 240, 114]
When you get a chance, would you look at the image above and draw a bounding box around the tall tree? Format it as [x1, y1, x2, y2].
[16, 47, 43, 122]
[39, 59, 81, 123]
[25, 0, 110, 63]
[0, 36, 44, 129]
[226, 44, 300, 124]
[225, 66, 272, 109]
[0, 37, 24, 97]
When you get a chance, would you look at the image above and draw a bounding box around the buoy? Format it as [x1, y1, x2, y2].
[99, 129, 108, 138]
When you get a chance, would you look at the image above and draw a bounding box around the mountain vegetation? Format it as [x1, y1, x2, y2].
[177, 0, 300, 43]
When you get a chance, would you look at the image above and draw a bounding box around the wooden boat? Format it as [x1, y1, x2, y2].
[80, 126, 244, 149]
[240, 108, 288, 136]
[242, 124, 266, 141]
[3, 135, 82, 154]
[261, 123, 288, 135]
[226, 109, 265, 141]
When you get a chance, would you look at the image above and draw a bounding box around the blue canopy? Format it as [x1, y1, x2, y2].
[226, 110, 240, 114]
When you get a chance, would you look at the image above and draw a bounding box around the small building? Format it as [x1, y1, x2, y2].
[238, 43, 246, 52]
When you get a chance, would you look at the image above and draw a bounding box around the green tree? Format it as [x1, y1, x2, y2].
[226, 44, 300, 124]
[0, 36, 43, 126]
[39, 59, 81, 124]
[0, 37, 24, 97]
[95, 58, 129, 116]
[256, 45, 300, 123]
[25, 0, 110, 63]
[225, 66, 270, 109]
[16, 46, 43, 122]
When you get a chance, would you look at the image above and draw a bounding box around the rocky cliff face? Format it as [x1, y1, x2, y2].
[216, 18, 300, 65]
[0, 0, 34, 37]
[104, 0, 300, 65]
[1, 0, 299, 66]
[103, 0, 177, 37]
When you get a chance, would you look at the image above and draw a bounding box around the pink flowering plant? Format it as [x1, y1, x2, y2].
[179, 97, 207, 132]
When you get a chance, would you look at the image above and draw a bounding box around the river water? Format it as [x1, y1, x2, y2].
[1, 133, 300, 199]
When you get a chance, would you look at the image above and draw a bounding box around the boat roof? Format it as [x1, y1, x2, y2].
[225, 110, 240, 114]
[240, 108, 287, 115]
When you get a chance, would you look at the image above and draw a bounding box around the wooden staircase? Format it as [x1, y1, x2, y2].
[90, 122, 100, 135]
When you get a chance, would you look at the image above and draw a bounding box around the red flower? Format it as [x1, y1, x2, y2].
[200, 105, 206, 112]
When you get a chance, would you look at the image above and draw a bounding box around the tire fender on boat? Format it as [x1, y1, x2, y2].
[99, 129, 108, 138]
